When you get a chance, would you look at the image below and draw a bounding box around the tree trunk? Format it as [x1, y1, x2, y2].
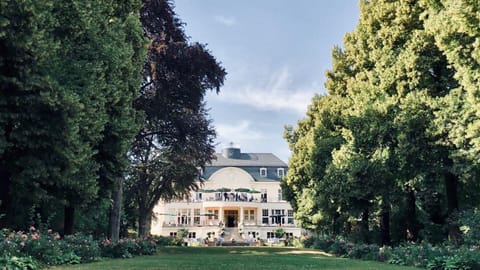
[445, 172, 459, 213]
[405, 187, 417, 241]
[380, 204, 391, 246]
[445, 172, 462, 245]
[108, 177, 123, 242]
[0, 168, 12, 228]
[361, 207, 370, 244]
[63, 205, 75, 236]
[138, 208, 152, 238]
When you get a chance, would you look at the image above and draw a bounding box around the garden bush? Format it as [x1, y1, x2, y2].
[0, 227, 180, 269]
[61, 233, 101, 262]
[298, 235, 480, 270]
[0, 255, 39, 270]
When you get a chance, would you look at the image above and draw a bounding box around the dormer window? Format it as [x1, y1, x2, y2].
[260, 167, 267, 177]
[277, 168, 285, 178]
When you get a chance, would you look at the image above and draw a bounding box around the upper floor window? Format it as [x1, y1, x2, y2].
[260, 167, 267, 177]
[277, 168, 285, 178]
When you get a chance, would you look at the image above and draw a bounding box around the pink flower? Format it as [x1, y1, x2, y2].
[47, 229, 52, 233]
[54, 233, 61, 240]
[103, 239, 111, 247]
[20, 242, 25, 247]
[31, 233, 39, 240]
[29, 226, 36, 231]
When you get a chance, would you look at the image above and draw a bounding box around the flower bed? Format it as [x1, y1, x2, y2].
[0, 227, 175, 270]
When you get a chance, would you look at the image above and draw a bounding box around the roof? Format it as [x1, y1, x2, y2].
[208, 152, 287, 167]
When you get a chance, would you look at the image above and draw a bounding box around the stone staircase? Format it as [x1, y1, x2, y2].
[221, 227, 248, 246]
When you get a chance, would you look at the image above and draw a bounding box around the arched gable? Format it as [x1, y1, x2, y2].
[207, 167, 255, 189]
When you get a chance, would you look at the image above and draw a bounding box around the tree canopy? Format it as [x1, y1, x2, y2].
[284, 0, 480, 245]
[125, 0, 226, 237]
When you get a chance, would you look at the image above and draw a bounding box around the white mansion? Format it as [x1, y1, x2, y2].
[150, 145, 302, 241]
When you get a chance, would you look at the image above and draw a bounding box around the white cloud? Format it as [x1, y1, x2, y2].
[215, 120, 264, 147]
[211, 67, 321, 115]
[213, 15, 237, 26]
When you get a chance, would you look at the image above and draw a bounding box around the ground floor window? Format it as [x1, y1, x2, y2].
[267, 232, 275, 239]
[285, 232, 293, 238]
[188, 232, 196, 239]
[169, 232, 177, 237]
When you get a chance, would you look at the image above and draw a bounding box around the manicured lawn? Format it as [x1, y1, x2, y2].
[50, 247, 417, 270]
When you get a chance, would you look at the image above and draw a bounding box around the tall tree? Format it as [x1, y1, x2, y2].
[285, 0, 473, 245]
[0, 0, 146, 235]
[126, 0, 226, 237]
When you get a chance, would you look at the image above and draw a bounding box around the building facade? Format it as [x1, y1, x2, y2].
[150, 145, 302, 241]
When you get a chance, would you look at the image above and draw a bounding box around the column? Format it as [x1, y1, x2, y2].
[257, 207, 262, 226]
[219, 207, 224, 225]
[240, 206, 244, 224]
[190, 208, 195, 226]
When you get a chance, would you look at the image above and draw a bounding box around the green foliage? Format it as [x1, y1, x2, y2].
[1, 227, 176, 267]
[61, 233, 101, 263]
[100, 237, 161, 258]
[0, 0, 146, 235]
[274, 228, 285, 238]
[176, 229, 189, 239]
[458, 209, 480, 246]
[297, 235, 480, 270]
[284, 0, 480, 246]
[126, 0, 226, 237]
[0, 255, 39, 270]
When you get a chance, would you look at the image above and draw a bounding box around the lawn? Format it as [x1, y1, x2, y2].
[50, 247, 418, 270]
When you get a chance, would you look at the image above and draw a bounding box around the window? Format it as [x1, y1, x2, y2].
[277, 168, 285, 178]
[288, 210, 294, 225]
[188, 232, 196, 239]
[278, 189, 283, 201]
[261, 189, 268, 203]
[194, 209, 200, 225]
[271, 209, 285, 225]
[267, 232, 275, 239]
[177, 209, 191, 225]
[169, 232, 177, 237]
[244, 209, 255, 222]
[260, 167, 267, 177]
[262, 209, 269, 224]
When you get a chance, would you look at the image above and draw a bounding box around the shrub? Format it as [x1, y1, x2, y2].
[274, 228, 285, 238]
[61, 233, 101, 263]
[101, 238, 134, 258]
[459, 209, 480, 246]
[0, 255, 39, 270]
[328, 240, 348, 256]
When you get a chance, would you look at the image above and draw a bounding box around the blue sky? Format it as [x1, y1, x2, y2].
[174, 0, 360, 162]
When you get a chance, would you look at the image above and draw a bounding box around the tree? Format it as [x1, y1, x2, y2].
[125, 0, 226, 237]
[0, 0, 146, 236]
[285, 0, 476, 245]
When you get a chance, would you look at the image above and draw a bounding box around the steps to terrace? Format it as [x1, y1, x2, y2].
[222, 227, 244, 242]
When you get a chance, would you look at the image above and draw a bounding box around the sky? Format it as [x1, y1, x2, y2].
[174, 0, 360, 163]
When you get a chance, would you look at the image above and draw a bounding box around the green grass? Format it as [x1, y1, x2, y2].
[50, 247, 418, 270]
